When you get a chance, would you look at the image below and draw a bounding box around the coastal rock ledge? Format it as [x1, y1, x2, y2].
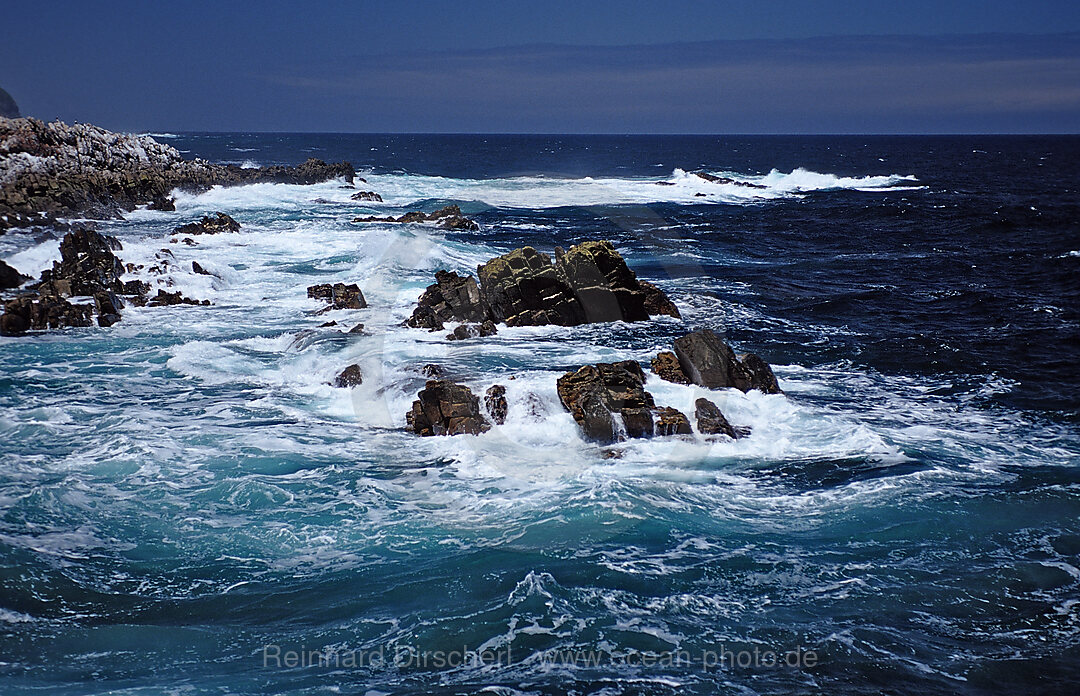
[0, 117, 355, 232]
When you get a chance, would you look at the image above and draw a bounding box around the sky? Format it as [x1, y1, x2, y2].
[2, 1, 1079, 133]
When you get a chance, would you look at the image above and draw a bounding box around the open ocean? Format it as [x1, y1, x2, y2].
[1, 134, 1079, 695]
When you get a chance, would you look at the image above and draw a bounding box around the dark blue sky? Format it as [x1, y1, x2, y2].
[3, 1, 1079, 132]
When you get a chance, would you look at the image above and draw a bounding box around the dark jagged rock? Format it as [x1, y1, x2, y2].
[191, 261, 211, 276]
[307, 282, 367, 310]
[174, 212, 240, 236]
[447, 320, 497, 341]
[0, 87, 19, 119]
[0, 260, 27, 289]
[485, 384, 508, 425]
[350, 191, 383, 202]
[353, 204, 479, 231]
[348, 323, 365, 334]
[406, 380, 490, 436]
[639, 280, 681, 319]
[93, 291, 123, 327]
[406, 270, 486, 329]
[672, 329, 782, 394]
[333, 364, 364, 388]
[651, 351, 689, 384]
[556, 361, 656, 443]
[0, 118, 354, 232]
[145, 289, 210, 307]
[1, 294, 93, 335]
[693, 171, 767, 189]
[695, 397, 739, 438]
[406, 241, 677, 330]
[148, 196, 175, 211]
[740, 352, 783, 395]
[36, 227, 126, 297]
[654, 407, 692, 436]
[421, 364, 444, 379]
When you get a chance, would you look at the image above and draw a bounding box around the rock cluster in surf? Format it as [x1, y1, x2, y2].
[406, 241, 680, 331]
[352, 204, 478, 231]
[0, 117, 354, 232]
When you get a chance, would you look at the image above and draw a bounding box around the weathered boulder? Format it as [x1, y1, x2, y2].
[556, 361, 657, 443]
[334, 364, 363, 388]
[651, 351, 689, 384]
[353, 204, 478, 231]
[406, 241, 679, 330]
[693, 171, 766, 189]
[93, 291, 123, 327]
[307, 282, 367, 310]
[485, 384, 508, 425]
[0, 87, 19, 119]
[672, 329, 781, 394]
[0, 259, 27, 289]
[694, 397, 738, 438]
[639, 280, 681, 319]
[350, 191, 383, 202]
[174, 212, 240, 236]
[740, 352, 782, 395]
[406, 380, 490, 436]
[654, 407, 692, 436]
[191, 261, 211, 275]
[406, 270, 487, 330]
[447, 320, 497, 341]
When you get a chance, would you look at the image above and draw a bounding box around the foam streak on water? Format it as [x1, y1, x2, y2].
[1, 135, 1078, 695]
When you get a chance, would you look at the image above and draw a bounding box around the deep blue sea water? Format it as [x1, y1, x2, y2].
[1, 134, 1079, 694]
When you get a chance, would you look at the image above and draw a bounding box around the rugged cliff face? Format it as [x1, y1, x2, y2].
[0, 88, 18, 119]
[0, 117, 354, 231]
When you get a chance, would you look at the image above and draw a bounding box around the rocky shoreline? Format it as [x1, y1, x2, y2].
[0, 117, 354, 232]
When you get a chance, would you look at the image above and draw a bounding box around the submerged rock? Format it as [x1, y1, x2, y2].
[146, 289, 210, 306]
[406, 380, 490, 436]
[174, 212, 240, 236]
[334, 364, 364, 388]
[447, 320, 498, 341]
[353, 204, 478, 231]
[672, 329, 781, 394]
[693, 171, 767, 189]
[350, 190, 382, 202]
[307, 282, 367, 310]
[406, 241, 679, 329]
[694, 397, 739, 438]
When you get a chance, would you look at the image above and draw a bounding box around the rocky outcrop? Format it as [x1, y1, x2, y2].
[672, 329, 782, 394]
[174, 212, 240, 236]
[145, 289, 210, 306]
[693, 171, 766, 189]
[556, 360, 692, 444]
[307, 283, 367, 311]
[694, 397, 739, 438]
[406, 380, 490, 436]
[405, 270, 487, 330]
[640, 280, 681, 319]
[0, 117, 354, 232]
[38, 227, 126, 296]
[350, 191, 382, 202]
[406, 241, 679, 330]
[447, 320, 497, 341]
[0, 260, 27, 289]
[484, 384, 508, 425]
[1, 294, 93, 335]
[0, 88, 18, 119]
[651, 351, 689, 384]
[353, 204, 478, 231]
[334, 364, 364, 388]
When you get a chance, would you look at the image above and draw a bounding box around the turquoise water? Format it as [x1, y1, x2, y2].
[1, 135, 1078, 694]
